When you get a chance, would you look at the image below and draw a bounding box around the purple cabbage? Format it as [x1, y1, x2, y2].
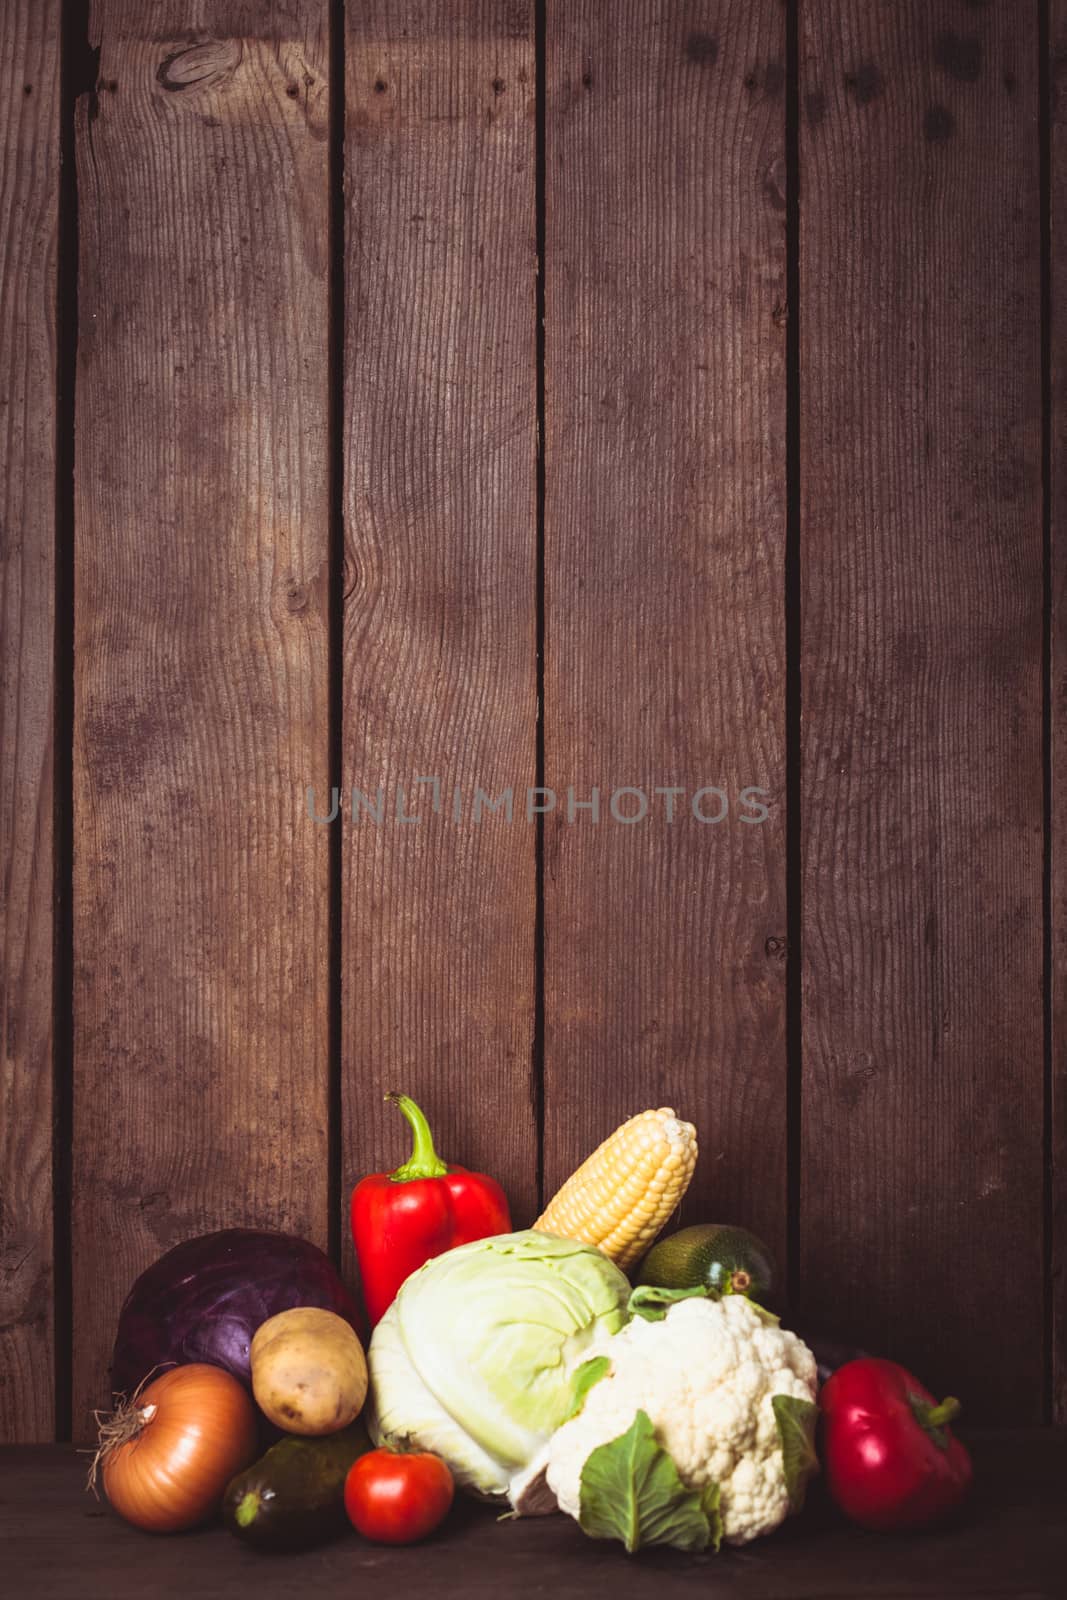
[110, 1228, 363, 1400]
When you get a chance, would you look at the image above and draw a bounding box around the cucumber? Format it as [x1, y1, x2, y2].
[222, 1419, 371, 1552]
[635, 1224, 778, 1309]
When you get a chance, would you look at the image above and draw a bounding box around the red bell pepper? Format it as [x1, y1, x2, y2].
[351, 1093, 511, 1326]
[820, 1357, 973, 1531]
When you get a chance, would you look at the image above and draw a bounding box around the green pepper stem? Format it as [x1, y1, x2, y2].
[387, 1093, 449, 1181]
[909, 1391, 962, 1444]
[925, 1396, 961, 1430]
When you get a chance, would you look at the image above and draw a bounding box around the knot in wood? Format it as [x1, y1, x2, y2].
[157, 39, 242, 95]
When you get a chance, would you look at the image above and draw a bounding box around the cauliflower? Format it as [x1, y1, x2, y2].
[542, 1294, 818, 1549]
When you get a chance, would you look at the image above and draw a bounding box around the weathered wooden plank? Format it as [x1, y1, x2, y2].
[341, 2, 538, 1241]
[799, 2, 1044, 1420]
[1051, 0, 1067, 1425]
[72, 1, 331, 1436]
[0, 1, 60, 1444]
[542, 3, 789, 1251]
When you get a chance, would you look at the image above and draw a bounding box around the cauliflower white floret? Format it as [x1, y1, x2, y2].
[544, 1295, 817, 1546]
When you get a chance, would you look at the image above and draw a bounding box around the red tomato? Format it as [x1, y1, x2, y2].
[344, 1449, 454, 1544]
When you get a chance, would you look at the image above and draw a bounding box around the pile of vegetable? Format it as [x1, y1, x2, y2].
[88, 1095, 973, 1556]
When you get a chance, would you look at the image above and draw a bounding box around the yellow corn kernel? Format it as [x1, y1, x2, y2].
[534, 1107, 698, 1271]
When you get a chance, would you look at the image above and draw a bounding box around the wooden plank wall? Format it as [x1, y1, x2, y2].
[341, 1, 539, 1254]
[542, 2, 789, 1256]
[0, 3, 1059, 1440]
[71, 0, 332, 1433]
[1051, 0, 1067, 1427]
[0, 0, 60, 1443]
[798, 0, 1044, 1424]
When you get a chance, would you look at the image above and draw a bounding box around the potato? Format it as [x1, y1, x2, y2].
[250, 1307, 368, 1436]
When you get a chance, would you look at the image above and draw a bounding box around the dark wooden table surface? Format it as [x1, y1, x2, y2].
[3, 1432, 1064, 1599]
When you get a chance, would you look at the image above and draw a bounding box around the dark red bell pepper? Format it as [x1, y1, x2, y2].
[351, 1093, 511, 1326]
[820, 1357, 972, 1531]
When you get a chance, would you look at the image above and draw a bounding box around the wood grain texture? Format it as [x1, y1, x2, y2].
[341, 2, 538, 1242]
[72, 0, 331, 1436]
[0, 1, 59, 1444]
[542, 3, 789, 1249]
[1052, 0, 1067, 1426]
[799, 1, 1044, 1420]
[5, 1434, 1067, 1597]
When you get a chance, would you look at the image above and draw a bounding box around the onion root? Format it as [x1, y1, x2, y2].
[85, 1365, 173, 1496]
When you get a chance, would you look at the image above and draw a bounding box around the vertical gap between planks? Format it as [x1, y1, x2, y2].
[327, 0, 346, 1266]
[54, 0, 96, 1443]
[1039, 0, 1053, 1426]
[533, 0, 547, 1216]
[784, 0, 803, 1311]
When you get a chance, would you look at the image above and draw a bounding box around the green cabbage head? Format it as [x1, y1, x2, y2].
[366, 1229, 631, 1500]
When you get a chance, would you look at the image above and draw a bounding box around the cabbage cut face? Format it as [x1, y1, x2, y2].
[367, 1230, 631, 1499]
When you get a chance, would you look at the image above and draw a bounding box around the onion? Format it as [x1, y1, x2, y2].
[89, 1364, 258, 1533]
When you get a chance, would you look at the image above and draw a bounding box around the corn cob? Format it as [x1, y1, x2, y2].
[534, 1107, 698, 1271]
